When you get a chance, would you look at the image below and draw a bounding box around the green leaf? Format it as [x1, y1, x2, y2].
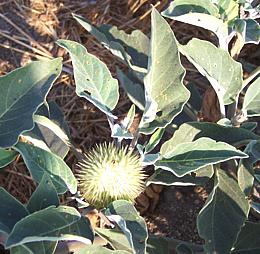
[197, 169, 249, 254]
[73, 14, 149, 78]
[117, 68, 145, 111]
[238, 140, 260, 196]
[181, 38, 243, 105]
[0, 149, 18, 168]
[25, 101, 70, 158]
[74, 245, 131, 254]
[165, 122, 259, 149]
[242, 77, 260, 116]
[140, 8, 190, 134]
[233, 18, 260, 44]
[0, 188, 28, 235]
[14, 142, 77, 194]
[156, 137, 247, 177]
[214, 0, 239, 23]
[5, 206, 94, 249]
[176, 243, 193, 254]
[96, 229, 132, 252]
[57, 39, 119, 118]
[232, 222, 260, 253]
[240, 122, 257, 131]
[105, 200, 148, 254]
[26, 174, 59, 213]
[162, 1, 229, 49]
[0, 58, 62, 148]
[147, 166, 214, 186]
[146, 236, 169, 254]
[11, 242, 57, 254]
[145, 128, 165, 154]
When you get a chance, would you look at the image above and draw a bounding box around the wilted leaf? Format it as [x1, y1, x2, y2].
[181, 38, 243, 105]
[14, 142, 77, 194]
[242, 77, 260, 116]
[0, 188, 28, 235]
[140, 8, 190, 134]
[105, 200, 148, 254]
[156, 137, 247, 177]
[0, 58, 62, 148]
[197, 169, 249, 254]
[57, 39, 119, 118]
[5, 206, 94, 249]
[0, 149, 18, 168]
[26, 174, 59, 213]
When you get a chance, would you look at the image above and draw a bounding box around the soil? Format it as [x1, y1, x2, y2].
[0, 0, 259, 251]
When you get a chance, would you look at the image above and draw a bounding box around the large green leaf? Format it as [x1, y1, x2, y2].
[96, 229, 132, 252]
[238, 140, 260, 196]
[73, 14, 149, 78]
[242, 77, 260, 116]
[162, 1, 229, 48]
[232, 222, 260, 253]
[14, 142, 77, 194]
[140, 8, 190, 134]
[10, 242, 57, 254]
[5, 206, 94, 249]
[0, 149, 18, 168]
[24, 101, 70, 158]
[156, 137, 247, 177]
[74, 245, 131, 254]
[147, 165, 214, 186]
[105, 200, 148, 254]
[0, 58, 62, 148]
[197, 169, 249, 254]
[165, 122, 259, 150]
[0, 188, 28, 235]
[26, 174, 59, 214]
[57, 40, 119, 118]
[181, 38, 243, 106]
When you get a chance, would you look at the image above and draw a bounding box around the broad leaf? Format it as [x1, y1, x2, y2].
[25, 101, 70, 158]
[11, 242, 57, 254]
[0, 149, 18, 168]
[181, 38, 243, 105]
[14, 142, 77, 194]
[146, 236, 169, 254]
[145, 128, 165, 154]
[57, 40, 119, 118]
[96, 229, 132, 252]
[233, 18, 260, 44]
[26, 174, 59, 213]
[197, 169, 249, 254]
[117, 68, 145, 111]
[156, 137, 247, 177]
[140, 8, 190, 134]
[214, 0, 239, 23]
[0, 188, 28, 235]
[238, 140, 260, 196]
[105, 200, 148, 254]
[165, 122, 259, 149]
[74, 245, 131, 254]
[5, 206, 94, 249]
[162, 2, 229, 49]
[147, 166, 214, 186]
[232, 222, 260, 253]
[0, 58, 62, 148]
[73, 14, 149, 78]
[242, 77, 260, 116]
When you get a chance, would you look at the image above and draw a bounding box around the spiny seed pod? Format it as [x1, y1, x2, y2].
[77, 142, 146, 208]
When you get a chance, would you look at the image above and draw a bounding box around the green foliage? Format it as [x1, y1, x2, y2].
[0, 1, 259, 254]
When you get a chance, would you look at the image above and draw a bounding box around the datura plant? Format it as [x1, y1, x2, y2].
[0, 1, 260, 254]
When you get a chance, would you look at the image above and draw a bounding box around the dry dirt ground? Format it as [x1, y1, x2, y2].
[0, 0, 259, 248]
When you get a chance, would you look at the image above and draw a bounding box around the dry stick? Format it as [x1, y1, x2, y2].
[0, 30, 52, 59]
[0, 13, 52, 57]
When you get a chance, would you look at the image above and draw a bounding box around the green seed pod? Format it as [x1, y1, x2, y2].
[77, 142, 145, 208]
